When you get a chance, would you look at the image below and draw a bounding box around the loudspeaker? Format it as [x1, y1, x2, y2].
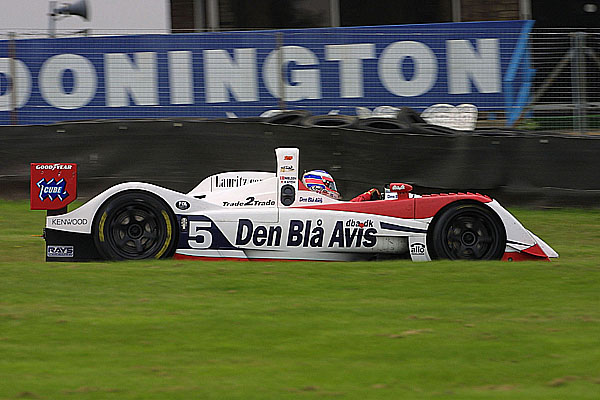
[55, 0, 89, 20]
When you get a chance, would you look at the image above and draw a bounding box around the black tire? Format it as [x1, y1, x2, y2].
[93, 191, 177, 260]
[411, 123, 460, 136]
[264, 110, 311, 125]
[300, 115, 358, 128]
[397, 107, 426, 125]
[357, 117, 408, 133]
[428, 202, 506, 260]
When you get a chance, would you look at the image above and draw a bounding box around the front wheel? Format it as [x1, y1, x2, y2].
[428, 203, 506, 260]
[93, 191, 176, 260]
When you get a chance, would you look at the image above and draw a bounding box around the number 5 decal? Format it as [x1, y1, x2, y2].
[188, 221, 213, 249]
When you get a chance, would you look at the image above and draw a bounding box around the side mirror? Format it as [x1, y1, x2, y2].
[389, 182, 413, 199]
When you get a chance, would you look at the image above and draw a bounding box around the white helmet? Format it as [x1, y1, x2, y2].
[302, 170, 340, 200]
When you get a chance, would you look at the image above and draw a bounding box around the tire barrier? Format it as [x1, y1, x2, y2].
[408, 123, 461, 136]
[420, 103, 478, 131]
[211, 117, 264, 123]
[300, 115, 358, 128]
[357, 117, 408, 133]
[471, 128, 529, 137]
[263, 110, 311, 125]
[397, 107, 427, 125]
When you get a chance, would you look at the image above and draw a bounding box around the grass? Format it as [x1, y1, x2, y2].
[1, 200, 599, 399]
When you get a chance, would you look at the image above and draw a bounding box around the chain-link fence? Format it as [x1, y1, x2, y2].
[523, 28, 600, 133]
[1, 22, 600, 134]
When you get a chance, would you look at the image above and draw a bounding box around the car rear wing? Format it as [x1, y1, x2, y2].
[30, 163, 77, 215]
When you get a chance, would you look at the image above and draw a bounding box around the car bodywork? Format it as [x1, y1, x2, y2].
[35, 148, 558, 262]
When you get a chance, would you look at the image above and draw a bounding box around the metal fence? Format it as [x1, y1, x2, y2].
[1, 23, 600, 134]
[525, 29, 600, 134]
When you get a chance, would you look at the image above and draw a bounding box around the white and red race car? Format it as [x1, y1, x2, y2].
[31, 148, 558, 262]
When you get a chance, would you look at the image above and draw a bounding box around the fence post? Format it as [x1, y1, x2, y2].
[207, 0, 219, 32]
[571, 32, 587, 133]
[48, 1, 56, 38]
[330, 0, 340, 26]
[276, 32, 286, 111]
[8, 32, 18, 125]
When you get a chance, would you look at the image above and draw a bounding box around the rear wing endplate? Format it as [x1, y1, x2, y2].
[30, 163, 77, 213]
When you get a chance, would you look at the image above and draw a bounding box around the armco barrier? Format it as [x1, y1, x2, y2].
[1, 120, 599, 207]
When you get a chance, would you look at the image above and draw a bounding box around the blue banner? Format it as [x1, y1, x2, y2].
[0, 20, 531, 125]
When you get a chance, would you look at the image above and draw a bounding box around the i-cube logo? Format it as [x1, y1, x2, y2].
[37, 178, 69, 202]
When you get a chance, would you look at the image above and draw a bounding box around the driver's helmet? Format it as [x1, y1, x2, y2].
[302, 170, 340, 200]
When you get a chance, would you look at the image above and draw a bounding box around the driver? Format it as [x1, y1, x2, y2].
[302, 170, 380, 202]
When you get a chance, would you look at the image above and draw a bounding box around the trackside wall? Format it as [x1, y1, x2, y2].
[1, 120, 599, 207]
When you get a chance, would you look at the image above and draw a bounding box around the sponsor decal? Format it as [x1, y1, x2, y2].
[47, 245, 74, 257]
[410, 243, 426, 256]
[328, 220, 377, 248]
[37, 178, 69, 202]
[305, 186, 341, 200]
[346, 219, 374, 228]
[50, 217, 88, 226]
[180, 216, 189, 232]
[280, 165, 295, 172]
[235, 219, 377, 248]
[35, 163, 73, 171]
[284, 155, 293, 161]
[175, 200, 190, 210]
[391, 184, 406, 191]
[30, 163, 77, 210]
[280, 176, 297, 185]
[309, 187, 326, 195]
[299, 196, 324, 204]
[222, 197, 275, 207]
[214, 175, 263, 188]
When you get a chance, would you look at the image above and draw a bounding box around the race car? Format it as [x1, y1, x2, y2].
[31, 148, 558, 262]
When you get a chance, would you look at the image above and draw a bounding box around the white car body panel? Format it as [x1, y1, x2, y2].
[43, 147, 558, 262]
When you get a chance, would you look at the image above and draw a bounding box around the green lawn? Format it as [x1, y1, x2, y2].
[1, 200, 599, 399]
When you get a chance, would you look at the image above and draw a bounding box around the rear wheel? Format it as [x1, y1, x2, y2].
[429, 203, 506, 260]
[93, 192, 176, 260]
